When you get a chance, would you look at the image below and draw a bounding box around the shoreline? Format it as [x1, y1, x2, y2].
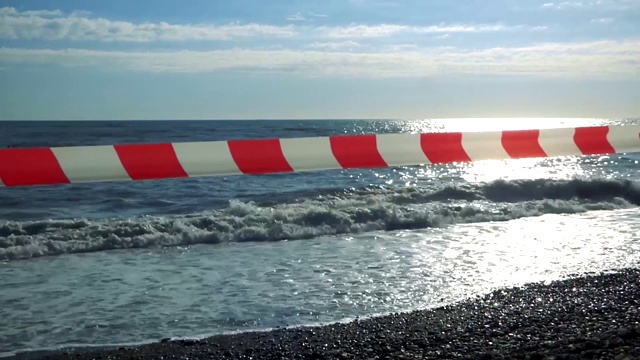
[11, 267, 640, 359]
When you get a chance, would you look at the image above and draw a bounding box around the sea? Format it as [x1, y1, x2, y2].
[2, 118, 640, 357]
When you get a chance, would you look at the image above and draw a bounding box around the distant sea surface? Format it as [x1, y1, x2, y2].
[1, 119, 640, 357]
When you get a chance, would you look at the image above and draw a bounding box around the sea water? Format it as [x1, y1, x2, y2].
[1, 118, 640, 356]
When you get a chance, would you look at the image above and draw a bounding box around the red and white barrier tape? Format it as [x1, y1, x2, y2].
[0, 125, 639, 187]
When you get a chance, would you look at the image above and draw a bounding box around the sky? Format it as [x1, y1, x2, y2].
[0, 0, 639, 120]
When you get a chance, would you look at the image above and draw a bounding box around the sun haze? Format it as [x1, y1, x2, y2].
[0, 0, 638, 120]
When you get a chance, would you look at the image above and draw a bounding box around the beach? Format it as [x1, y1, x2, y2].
[24, 267, 639, 360]
[3, 0, 640, 354]
[3, 120, 640, 359]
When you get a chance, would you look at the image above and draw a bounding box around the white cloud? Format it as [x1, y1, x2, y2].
[541, 1, 585, 9]
[308, 40, 362, 50]
[0, 7, 541, 42]
[69, 10, 92, 18]
[287, 12, 328, 21]
[287, 13, 306, 21]
[0, 7, 296, 42]
[320, 23, 541, 38]
[0, 7, 63, 17]
[1, 39, 637, 77]
[320, 24, 407, 38]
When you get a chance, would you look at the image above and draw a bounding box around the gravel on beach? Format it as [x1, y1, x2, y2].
[24, 268, 640, 359]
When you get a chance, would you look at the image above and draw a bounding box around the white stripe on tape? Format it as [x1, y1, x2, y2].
[172, 141, 241, 177]
[538, 127, 583, 157]
[52, 146, 131, 183]
[461, 130, 511, 161]
[607, 124, 640, 154]
[376, 133, 430, 166]
[280, 137, 342, 172]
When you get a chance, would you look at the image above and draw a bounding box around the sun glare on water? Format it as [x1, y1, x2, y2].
[408, 117, 612, 133]
[395, 117, 620, 184]
[460, 158, 573, 183]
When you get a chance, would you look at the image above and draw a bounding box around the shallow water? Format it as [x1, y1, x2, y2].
[3, 209, 640, 356]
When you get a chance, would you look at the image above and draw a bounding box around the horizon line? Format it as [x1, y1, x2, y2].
[1, 117, 637, 122]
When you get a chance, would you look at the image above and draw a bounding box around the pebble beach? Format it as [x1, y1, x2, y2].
[18, 267, 639, 360]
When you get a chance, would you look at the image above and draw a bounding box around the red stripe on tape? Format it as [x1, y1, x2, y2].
[420, 133, 471, 164]
[329, 135, 388, 169]
[501, 130, 547, 159]
[114, 144, 188, 180]
[227, 139, 293, 174]
[574, 126, 615, 155]
[0, 148, 70, 186]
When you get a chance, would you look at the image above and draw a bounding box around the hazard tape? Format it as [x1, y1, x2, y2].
[0, 125, 638, 187]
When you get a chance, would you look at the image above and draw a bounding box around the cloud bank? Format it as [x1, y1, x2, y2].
[0, 7, 538, 42]
[0, 5, 638, 78]
[0, 7, 296, 41]
[1, 40, 637, 77]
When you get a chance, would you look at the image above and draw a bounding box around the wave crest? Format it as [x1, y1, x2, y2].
[1, 178, 637, 261]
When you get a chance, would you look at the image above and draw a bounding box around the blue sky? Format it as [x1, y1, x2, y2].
[0, 0, 638, 120]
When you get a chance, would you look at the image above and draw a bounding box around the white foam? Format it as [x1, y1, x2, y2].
[1, 178, 637, 261]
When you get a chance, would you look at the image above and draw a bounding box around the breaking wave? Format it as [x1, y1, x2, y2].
[1, 178, 639, 261]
